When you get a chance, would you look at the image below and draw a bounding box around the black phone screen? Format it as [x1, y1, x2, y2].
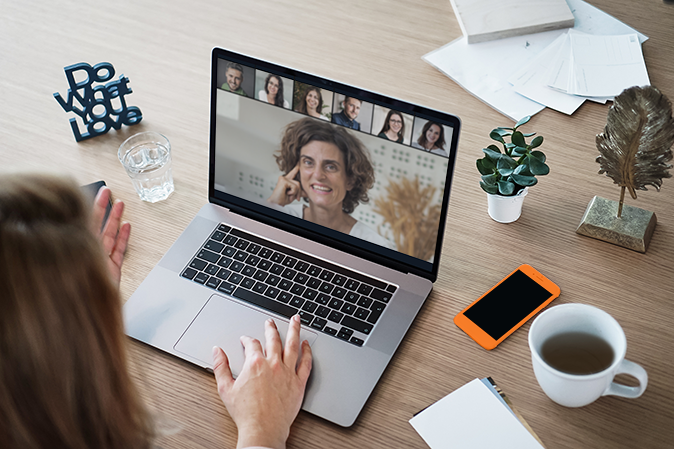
[464, 270, 553, 340]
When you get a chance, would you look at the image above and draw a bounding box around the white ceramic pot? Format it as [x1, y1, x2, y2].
[487, 187, 528, 223]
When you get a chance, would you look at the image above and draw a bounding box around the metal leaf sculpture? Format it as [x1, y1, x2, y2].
[596, 85, 674, 217]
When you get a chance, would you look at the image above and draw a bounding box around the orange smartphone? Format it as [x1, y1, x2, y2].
[454, 264, 560, 350]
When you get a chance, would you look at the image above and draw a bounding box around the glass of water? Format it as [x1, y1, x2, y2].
[118, 131, 174, 203]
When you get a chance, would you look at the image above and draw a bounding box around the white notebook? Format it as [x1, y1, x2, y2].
[409, 378, 544, 449]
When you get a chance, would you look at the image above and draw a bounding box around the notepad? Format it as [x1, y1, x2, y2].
[409, 378, 544, 449]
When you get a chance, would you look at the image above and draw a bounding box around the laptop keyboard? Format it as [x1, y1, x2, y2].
[180, 224, 397, 346]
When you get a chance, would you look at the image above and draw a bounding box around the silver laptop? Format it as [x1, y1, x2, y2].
[124, 48, 460, 427]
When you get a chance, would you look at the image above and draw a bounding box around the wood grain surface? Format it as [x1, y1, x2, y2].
[1, 1, 673, 447]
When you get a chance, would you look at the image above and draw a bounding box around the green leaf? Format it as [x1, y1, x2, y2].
[480, 181, 499, 194]
[498, 167, 514, 177]
[514, 116, 531, 128]
[487, 144, 501, 153]
[530, 150, 546, 162]
[514, 164, 533, 176]
[497, 180, 516, 195]
[522, 132, 536, 137]
[490, 131, 505, 144]
[528, 156, 550, 175]
[493, 128, 512, 137]
[483, 147, 501, 160]
[530, 135, 544, 148]
[481, 174, 498, 185]
[512, 146, 527, 157]
[511, 131, 526, 147]
[497, 156, 517, 169]
[511, 174, 538, 186]
[477, 158, 492, 175]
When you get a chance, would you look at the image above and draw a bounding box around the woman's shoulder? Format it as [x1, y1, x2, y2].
[377, 132, 387, 138]
[258, 90, 267, 101]
[430, 148, 449, 157]
[349, 221, 395, 249]
[411, 141, 424, 150]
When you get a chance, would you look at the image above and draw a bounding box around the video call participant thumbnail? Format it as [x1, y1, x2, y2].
[332, 96, 362, 130]
[412, 120, 449, 157]
[258, 73, 290, 108]
[222, 62, 248, 96]
[268, 118, 392, 248]
[378, 110, 405, 143]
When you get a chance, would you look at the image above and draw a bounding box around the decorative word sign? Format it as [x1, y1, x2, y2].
[53, 62, 142, 141]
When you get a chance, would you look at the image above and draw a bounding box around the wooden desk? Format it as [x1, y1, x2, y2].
[2, 0, 673, 447]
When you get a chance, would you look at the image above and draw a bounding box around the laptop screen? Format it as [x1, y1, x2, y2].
[209, 48, 459, 281]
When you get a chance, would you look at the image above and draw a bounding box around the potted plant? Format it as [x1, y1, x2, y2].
[476, 116, 550, 223]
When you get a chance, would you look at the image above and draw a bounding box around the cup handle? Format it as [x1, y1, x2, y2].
[602, 359, 648, 399]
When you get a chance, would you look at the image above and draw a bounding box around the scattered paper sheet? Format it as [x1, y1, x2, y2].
[410, 379, 544, 449]
[423, 0, 648, 121]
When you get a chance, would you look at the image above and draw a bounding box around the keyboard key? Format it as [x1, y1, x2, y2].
[328, 310, 344, 323]
[307, 277, 321, 289]
[242, 266, 256, 277]
[319, 282, 334, 295]
[270, 252, 285, 263]
[253, 270, 268, 282]
[310, 317, 327, 330]
[294, 273, 309, 285]
[332, 287, 347, 299]
[329, 298, 344, 310]
[341, 316, 372, 334]
[341, 303, 356, 315]
[298, 311, 313, 325]
[282, 256, 297, 268]
[197, 249, 220, 263]
[278, 291, 293, 303]
[205, 264, 220, 275]
[232, 287, 298, 319]
[279, 279, 292, 291]
[211, 230, 226, 242]
[234, 250, 248, 262]
[281, 268, 297, 280]
[367, 301, 386, 324]
[230, 261, 245, 272]
[229, 273, 243, 284]
[217, 224, 231, 233]
[290, 284, 305, 295]
[216, 268, 231, 280]
[270, 263, 284, 275]
[258, 259, 273, 271]
[354, 307, 370, 320]
[241, 277, 255, 289]
[258, 248, 273, 259]
[302, 289, 318, 301]
[253, 282, 267, 294]
[323, 326, 337, 336]
[295, 261, 310, 272]
[357, 284, 373, 296]
[345, 292, 359, 303]
[319, 270, 335, 282]
[223, 246, 237, 257]
[206, 278, 221, 289]
[181, 268, 197, 280]
[194, 272, 209, 284]
[357, 296, 373, 308]
[217, 281, 235, 295]
[316, 306, 330, 318]
[350, 336, 364, 346]
[266, 275, 281, 286]
[345, 279, 360, 291]
[289, 296, 304, 308]
[190, 258, 208, 271]
[307, 265, 321, 277]
[315, 293, 330, 305]
[247, 243, 261, 255]
[204, 240, 224, 253]
[302, 301, 318, 313]
[234, 239, 249, 250]
[386, 284, 397, 293]
[264, 286, 280, 299]
[337, 327, 354, 341]
[333, 275, 347, 286]
[371, 288, 392, 303]
[217, 256, 233, 268]
[245, 254, 261, 266]
[224, 235, 237, 245]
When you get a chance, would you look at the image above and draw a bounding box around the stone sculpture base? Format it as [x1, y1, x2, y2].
[576, 196, 657, 253]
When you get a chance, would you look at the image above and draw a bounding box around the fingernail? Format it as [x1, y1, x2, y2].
[294, 314, 300, 322]
[212, 346, 219, 360]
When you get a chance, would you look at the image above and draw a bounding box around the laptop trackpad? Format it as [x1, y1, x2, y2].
[174, 294, 318, 377]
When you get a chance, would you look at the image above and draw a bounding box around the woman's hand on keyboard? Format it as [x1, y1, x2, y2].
[92, 186, 131, 286]
[212, 314, 313, 449]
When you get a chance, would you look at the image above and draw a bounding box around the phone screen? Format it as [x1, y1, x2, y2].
[464, 270, 553, 340]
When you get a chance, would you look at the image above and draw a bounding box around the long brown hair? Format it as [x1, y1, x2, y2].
[0, 173, 153, 449]
[416, 121, 446, 150]
[378, 109, 405, 141]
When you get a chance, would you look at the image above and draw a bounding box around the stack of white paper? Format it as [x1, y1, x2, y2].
[423, 0, 649, 121]
[410, 378, 544, 449]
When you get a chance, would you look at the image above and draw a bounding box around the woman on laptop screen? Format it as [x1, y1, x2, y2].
[268, 118, 393, 248]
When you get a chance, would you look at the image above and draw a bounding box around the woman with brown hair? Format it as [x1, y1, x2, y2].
[268, 118, 393, 248]
[412, 120, 448, 157]
[0, 173, 311, 449]
[258, 73, 289, 108]
[377, 109, 405, 143]
[296, 86, 329, 121]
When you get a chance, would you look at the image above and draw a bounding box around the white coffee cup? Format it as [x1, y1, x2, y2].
[528, 303, 648, 407]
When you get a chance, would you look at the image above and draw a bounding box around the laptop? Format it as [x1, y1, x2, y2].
[123, 47, 460, 427]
